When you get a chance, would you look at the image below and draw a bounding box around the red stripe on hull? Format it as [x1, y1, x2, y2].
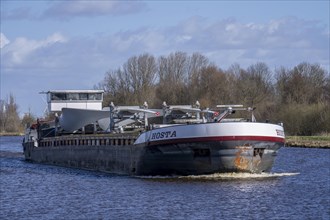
[147, 136, 285, 146]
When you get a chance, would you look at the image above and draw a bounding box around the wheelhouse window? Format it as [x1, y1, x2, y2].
[95, 93, 102, 100]
[50, 92, 102, 101]
[79, 93, 88, 100]
[67, 93, 79, 100]
[51, 93, 66, 100]
[88, 93, 102, 100]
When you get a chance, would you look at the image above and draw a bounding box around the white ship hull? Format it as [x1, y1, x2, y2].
[134, 122, 284, 175]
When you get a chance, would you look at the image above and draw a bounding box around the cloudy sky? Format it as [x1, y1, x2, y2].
[1, 0, 329, 117]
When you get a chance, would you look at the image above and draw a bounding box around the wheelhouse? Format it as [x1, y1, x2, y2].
[45, 90, 104, 112]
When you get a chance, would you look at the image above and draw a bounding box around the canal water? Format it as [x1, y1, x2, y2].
[1, 136, 329, 220]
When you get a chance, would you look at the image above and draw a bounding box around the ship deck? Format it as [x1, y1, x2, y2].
[26, 131, 141, 148]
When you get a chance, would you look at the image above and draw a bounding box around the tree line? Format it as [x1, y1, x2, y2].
[0, 94, 35, 134]
[1, 51, 329, 136]
[98, 51, 330, 136]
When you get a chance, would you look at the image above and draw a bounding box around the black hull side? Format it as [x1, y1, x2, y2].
[23, 142, 144, 175]
[136, 140, 283, 176]
[23, 139, 283, 176]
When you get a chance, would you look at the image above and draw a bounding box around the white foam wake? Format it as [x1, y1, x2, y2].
[182, 172, 300, 180]
[136, 172, 299, 180]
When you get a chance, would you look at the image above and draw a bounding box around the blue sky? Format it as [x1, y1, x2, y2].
[1, 0, 329, 117]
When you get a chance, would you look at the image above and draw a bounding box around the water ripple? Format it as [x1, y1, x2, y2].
[1, 136, 329, 220]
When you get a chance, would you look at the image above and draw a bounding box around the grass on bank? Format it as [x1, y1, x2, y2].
[286, 135, 330, 148]
[0, 132, 24, 136]
[286, 135, 330, 142]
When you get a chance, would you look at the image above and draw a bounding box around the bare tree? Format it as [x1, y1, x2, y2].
[21, 110, 36, 129]
[198, 65, 234, 107]
[234, 62, 273, 106]
[274, 62, 330, 135]
[99, 68, 130, 106]
[156, 52, 188, 104]
[275, 62, 328, 104]
[0, 99, 7, 132]
[123, 53, 157, 105]
[185, 53, 211, 102]
[100, 54, 157, 106]
[0, 94, 21, 133]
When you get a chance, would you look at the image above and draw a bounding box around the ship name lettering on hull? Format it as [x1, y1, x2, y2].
[151, 131, 177, 140]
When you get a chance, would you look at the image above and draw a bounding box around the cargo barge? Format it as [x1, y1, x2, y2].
[23, 90, 285, 176]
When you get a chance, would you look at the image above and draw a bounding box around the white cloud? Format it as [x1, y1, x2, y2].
[178, 17, 328, 55]
[103, 17, 329, 70]
[110, 28, 167, 53]
[2, 17, 328, 72]
[1, 6, 35, 20]
[268, 19, 282, 34]
[1, 32, 67, 65]
[43, 1, 147, 20]
[2, 1, 147, 21]
[0, 33, 10, 48]
[176, 35, 192, 43]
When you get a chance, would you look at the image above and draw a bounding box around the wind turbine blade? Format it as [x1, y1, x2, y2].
[60, 108, 110, 132]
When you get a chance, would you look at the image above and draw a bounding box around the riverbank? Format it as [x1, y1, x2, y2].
[0, 132, 24, 136]
[286, 136, 330, 149]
